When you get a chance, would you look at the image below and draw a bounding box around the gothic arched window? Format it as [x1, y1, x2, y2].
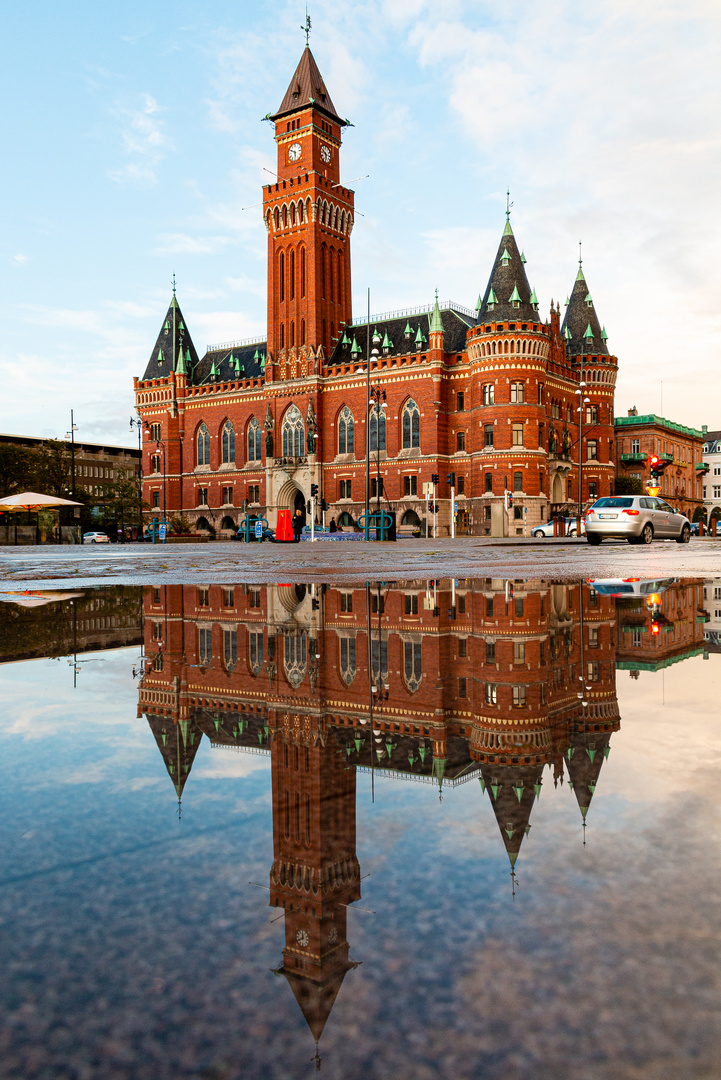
[369, 408, 386, 452]
[248, 418, 262, 462]
[282, 404, 305, 458]
[249, 631, 263, 676]
[403, 640, 422, 693]
[402, 399, 420, 449]
[284, 633, 307, 689]
[339, 636, 356, 685]
[222, 421, 235, 464]
[197, 423, 210, 466]
[338, 406, 354, 454]
[223, 629, 237, 672]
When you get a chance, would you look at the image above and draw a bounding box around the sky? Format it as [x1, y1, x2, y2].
[2, 0, 720, 447]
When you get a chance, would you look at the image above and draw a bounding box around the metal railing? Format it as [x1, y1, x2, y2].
[350, 299, 476, 326]
[206, 336, 266, 353]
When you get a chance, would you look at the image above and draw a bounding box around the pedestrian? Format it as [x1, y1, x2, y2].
[329, 517, 337, 533]
[292, 508, 303, 542]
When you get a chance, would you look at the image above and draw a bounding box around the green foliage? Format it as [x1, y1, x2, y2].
[95, 469, 143, 532]
[169, 514, 193, 535]
[614, 474, 643, 495]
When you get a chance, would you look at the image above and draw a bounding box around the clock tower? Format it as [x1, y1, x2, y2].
[264, 46, 354, 366]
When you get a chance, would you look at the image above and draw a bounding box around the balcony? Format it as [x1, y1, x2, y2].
[620, 453, 647, 463]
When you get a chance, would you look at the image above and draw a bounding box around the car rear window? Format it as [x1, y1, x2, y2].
[592, 497, 634, 508]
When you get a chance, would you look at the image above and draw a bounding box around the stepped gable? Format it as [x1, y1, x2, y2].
[192, 340, 267, 386]
[561, 262, 609, 357]
[328, 304, 474, 366]
[142, 294, 201, 381]
[479, 760, 545, 869]
[477, 218, 540, 325]
[271, 46, 345, 125]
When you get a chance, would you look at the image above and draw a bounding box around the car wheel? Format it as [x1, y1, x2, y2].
[587, 535, 602, 546]
[677, 524, 691, 544]
[641, 523, 654, 544]
[91, 539, 96, 543]
[533, 532, 544, 538]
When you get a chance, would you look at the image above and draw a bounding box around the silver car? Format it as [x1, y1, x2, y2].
[585, 496, 691, 545]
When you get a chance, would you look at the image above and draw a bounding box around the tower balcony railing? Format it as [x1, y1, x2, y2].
[350, 300, 476, 325]
[620, 453, 647, 463]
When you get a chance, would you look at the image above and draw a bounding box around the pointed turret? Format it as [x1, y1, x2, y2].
[477, 217, 539, 324]
[479, 760, 544, 870]
[271, 47, 345, 126]
[565, 728, 613, 825]
[142, 294, 200, 381]
[561, 259, 609, 357]
[428, 290, 445, 354]
[146, 714, 203, 802]
[280, 961, 358, 1042]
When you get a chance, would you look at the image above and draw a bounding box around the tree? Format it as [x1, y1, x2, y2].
[35, 440, 72, 497]
[0, 443, 40, 496]
[96, 469, 143, 533]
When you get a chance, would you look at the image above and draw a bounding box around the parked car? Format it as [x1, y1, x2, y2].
[585, 577, 677, 597]
[82, 531, 110, 544]
[585, 496, 691, 545]
[531, 517, 585, 538]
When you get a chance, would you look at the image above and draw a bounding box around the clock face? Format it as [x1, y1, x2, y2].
[296, 929, 309, 947]
[288, 142, 302, 162]
[320, 145, 331, 164]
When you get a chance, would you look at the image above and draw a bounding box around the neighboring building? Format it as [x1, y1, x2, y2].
[0, 432, 140, 499]
[614, 410, 705, 519]
[134, 46, 618, 537]
[615, 578, 707, 674]
[702, 578, 721, 652]
[702, 427, 721, 525]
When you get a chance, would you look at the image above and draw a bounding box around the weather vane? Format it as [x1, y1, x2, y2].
[578, 240, 583, 267]
[301, 6, 311, 46]
[506, 188, 513, 219]
[172, 272, 177, 295]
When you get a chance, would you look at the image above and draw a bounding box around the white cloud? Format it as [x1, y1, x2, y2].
[13, 253, 28, 265]
[108, 93, 173, 185]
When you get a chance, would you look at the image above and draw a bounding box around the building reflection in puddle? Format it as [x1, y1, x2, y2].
[134, 576, 709, 1056]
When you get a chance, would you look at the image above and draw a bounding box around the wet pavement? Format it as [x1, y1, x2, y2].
[0, 578, 720, 1079]
[1, 536, 721, 587]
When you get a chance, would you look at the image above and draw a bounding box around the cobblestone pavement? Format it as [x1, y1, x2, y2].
[1, 537, 721, 587]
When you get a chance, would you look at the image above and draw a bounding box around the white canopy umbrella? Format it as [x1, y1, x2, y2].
[0, 491, 83, 511]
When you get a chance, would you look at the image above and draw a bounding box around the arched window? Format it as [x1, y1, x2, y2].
[290, 250, 295, 300]
[282, 404, 305, 457]
[290, 321, 295, 347]
[280, 323, 285, 349]
[329, 246, 334, 302]
[402, 399, 420, 449]
[300, 247, 306, 297]
[321, 244, 327, 298]
[301, 319, 306, 345]
[339, 636, 356, 685]
[248, 631, 263, 676]
[197, 423, 210, 466]
[404, 640, 422, 693]
[279, 252, 285, 302]
[284, 632, 307, 688]
[223, 629, 237, 672]
[338, 406, 354, 454]
[456, 431, 465, 453]
[222, 421, 235, 464]
[248, 418, 262, 462]
[370, 408, 386, 452]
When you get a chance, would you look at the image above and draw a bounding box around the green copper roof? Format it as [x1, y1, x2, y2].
[576, 265, 586, 282]
[564, 326, 572, 340]
[530, 288, 538, 308]
[565, 296, 570, 306]
[503, 218, 514, 237]
[157, 348, 164, 364]
[520, 250, 527, 264]
[512, 783, 524, 802]
[601, 326, 608, 341]
[487, 287, 498, 306]
[209, 361, 219, 377]
[350, 336, 361, 355]
[414, 325, 425, 344]
[382, 331, 392, 348]
[475, 294, 483, 310]
[429, 292, 444, 333]
[509, 284, 522, 303]
[175, 347, 187, 375]
[500, 247, 511, 264]
[584, 323, 594, 340]
[404, 320, 413, 336]
[584, 293, 593, 306]
[341, 329, 350, 345]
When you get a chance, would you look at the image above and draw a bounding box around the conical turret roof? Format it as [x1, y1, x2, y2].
[477, 218, 540, 324]
[142, 294, 201, 381]
[479, 760, 544, 869]
[561, 263, 609, 356]
[271, 47, 345, 125]
[281, 962, 356, 1042]
[565, 728, 612, 822]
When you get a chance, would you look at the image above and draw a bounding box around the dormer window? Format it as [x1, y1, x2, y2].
[500, 248, 511, 267]
[509, 285, 521, 309]
[486, 288, 497, 312]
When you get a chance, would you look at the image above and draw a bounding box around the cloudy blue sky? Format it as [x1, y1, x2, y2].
[2, 0, 720, 445]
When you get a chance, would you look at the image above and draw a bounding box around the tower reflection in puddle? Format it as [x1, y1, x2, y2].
[134, 577, 709, 1051]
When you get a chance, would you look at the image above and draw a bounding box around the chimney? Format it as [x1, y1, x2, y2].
[627, 406, 638, 417]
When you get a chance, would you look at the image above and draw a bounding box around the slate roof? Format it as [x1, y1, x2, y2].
[477, 218, 541, 325]
[141, 295, 201, 381]
[271, 46, 345, 125]
[561, 264, 610, 356]
[193, 341, 267, 386]
[328, 304, 474, 366]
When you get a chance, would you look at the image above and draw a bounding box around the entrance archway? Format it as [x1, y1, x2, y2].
[293, 489, 307, 528]
[551, 473, 564, 503]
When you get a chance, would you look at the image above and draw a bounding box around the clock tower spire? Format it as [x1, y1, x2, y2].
[263, 48, 354, 365]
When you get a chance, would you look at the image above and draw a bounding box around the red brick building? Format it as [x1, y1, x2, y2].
[134, 47, 618, 537]
[614, 410, 706, 520]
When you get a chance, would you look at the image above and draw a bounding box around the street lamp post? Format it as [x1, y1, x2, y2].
[575, 348, 590, 529]
[65, 410, 78, 497]
[129, 416, 143, 540]
[369, 380, 387, 536]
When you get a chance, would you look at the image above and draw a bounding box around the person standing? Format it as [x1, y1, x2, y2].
[292, 507, 303, 543]
[329, 517, 337, 533]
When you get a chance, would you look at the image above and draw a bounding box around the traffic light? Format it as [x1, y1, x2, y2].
[311, 483, 319, 497]
[431, 473, 439, 485]
[650, 620, 660, 636]
[447, 472, 455, 487]
[311, 598, 320, 610]
[321, 499, 329, 512]
[649, 455, 670, 478]
[505, 491, 513, 509]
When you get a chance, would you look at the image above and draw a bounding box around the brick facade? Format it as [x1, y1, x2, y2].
[134, 47, 618, 537]
[614, 411, 705, 520]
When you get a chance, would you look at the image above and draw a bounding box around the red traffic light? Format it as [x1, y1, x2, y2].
[649, 455, 660, 467]
[650, 621, 660, 635]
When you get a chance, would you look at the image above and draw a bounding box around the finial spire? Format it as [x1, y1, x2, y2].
[578, 240, 582, 268]
[506, 188, 513, 220]
[302, 5, 311, 46]
[171, 272, 177, 296]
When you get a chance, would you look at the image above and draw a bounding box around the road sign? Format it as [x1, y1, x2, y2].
[255, 519, 263, 539]
[158, 523, 167, 539]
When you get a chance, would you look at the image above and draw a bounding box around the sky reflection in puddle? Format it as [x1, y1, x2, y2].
[0, 577, 719, 1080]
